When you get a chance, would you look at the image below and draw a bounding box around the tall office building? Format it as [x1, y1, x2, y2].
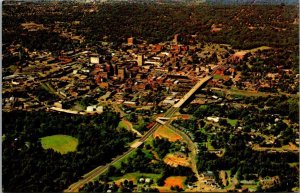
[112, 63, 118, 76]
[137, 55, 144, 66]
[118, 68, 126, 80]
[90, 56, 100, 64]
[128, 37, 134, 45]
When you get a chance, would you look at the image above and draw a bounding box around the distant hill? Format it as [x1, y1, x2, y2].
[4, 0, 299, 4]
[204, 0, 299, 5]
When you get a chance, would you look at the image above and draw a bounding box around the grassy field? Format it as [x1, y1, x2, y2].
[227, 119, 238, 126]
[229, 88, 270, 97]
[213, 75, 223, 79]
[142, 149, 154, 160]
[211, 87, 271, 97]
[40, 134, 78, 154]
[206, 141, 215, 150]
[292, 186, 300, 192]
[288, 162, 299, 167]
[242, 184, 258, 192]
[153, 126, 182, 142]
[144, 135, 154, 146]
[118, 120, 130, 130]
[41, 82, 65, 98]
[223, 170, 234, 190]
[112, 149, 137, 169]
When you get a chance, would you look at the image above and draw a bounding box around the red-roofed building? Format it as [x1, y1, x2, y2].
[171, 45, 180, 53]
[152, 44, 162, 52]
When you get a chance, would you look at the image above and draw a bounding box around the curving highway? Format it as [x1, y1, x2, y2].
[65, 107, 179, 192]
[174, 75, 212, 108]
[64, 75, 213, 192]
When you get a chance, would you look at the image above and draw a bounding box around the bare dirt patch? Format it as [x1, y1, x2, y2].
[156, 186, 171, 192]
[164, 176, 186, 189]
[287, 142, 298, 151]
[211, 24, 223, 33]
[220, 170, 228, 186]
[232, 51, 247, 59]
[114, 177, 135, 186]
[181, 114, 190, 120]
[164, 153, 191, 167]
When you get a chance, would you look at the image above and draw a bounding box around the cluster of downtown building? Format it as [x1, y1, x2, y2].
[3, 35, 221, 115]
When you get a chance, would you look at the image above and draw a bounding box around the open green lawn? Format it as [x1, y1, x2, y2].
[289, 162, 299, 167]
[41, 82, 65, 98]
[199, 127, 207, 134]
[118, 120, 130, 130]
[9, 65, 18, 72]
[40, 134, 78, 154]
[242, 184, 258, 191]
[37, 72, 46, 77]
[227, 119, 238, 126]
[206, 141, 215, 150]
[223, 170, 234, 190]
[113, 149, 137, 169]
[144, 135, 154, 146]
[142, 149, 154, 160]
[213, 75, 223, 79]
[211, 87, 272, 97]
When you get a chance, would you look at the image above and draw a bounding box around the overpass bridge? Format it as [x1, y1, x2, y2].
[173, 75, 213, 108]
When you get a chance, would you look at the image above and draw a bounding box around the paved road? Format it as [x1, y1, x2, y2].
[174, 76, 212, 108]
[64, 107, 179, 192]
[110, 102, 126, 118]
[165, 124, 224, 192]
[65, 147, 136, 192]
[65, 75, 216, 192]
[166, 124, 200, 179]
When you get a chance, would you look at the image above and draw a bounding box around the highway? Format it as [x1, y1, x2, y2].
[65, 147, 136, 192]
[166, 124, 200, 180]
[65, 75, 214, 192]
[174, 75, 213, 108]
[65, 107, 179, 192]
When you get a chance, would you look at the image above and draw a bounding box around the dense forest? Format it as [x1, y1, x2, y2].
[3, 2, 299, 51]
[2, 111, 136, 192]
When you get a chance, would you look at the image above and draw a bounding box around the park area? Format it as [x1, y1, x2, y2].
[40, 134, 78, 154]
[227, 118, 238, 126]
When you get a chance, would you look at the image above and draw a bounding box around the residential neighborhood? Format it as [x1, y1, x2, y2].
[2, 1, 299, 193]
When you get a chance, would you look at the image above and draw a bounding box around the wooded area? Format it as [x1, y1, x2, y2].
[3, 3, 299, 51]
[2, 111, 136, 192]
